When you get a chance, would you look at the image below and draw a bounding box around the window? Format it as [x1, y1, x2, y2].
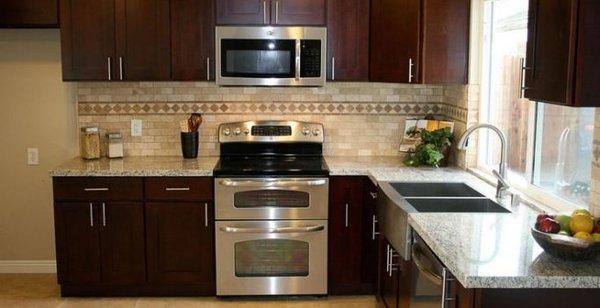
[480, 0, 595, 209]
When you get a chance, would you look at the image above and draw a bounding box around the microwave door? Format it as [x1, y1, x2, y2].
[220, 39, 296, 79]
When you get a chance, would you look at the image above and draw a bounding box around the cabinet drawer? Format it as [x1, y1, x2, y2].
[145, 177, 213, 201]
[53, 177, 143, 201]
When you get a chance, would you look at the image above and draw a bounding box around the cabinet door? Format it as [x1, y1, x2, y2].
[328, 177, 365, 294]
[0, 0, 58, 28]
[99, 202, 145, 285]
[59, 0, 115, 81]
[115, 0, 171, 80]
[216, 0, 269, 25]
[360, 179, 378, 293]
[272, 0, 326, 26]
[370, 0, 420, 83]
[327, 0, 369, 81]
[54, 202, 102, 285]
[524, 0, 577, 105]
[171, 0, 215, 81]
[146, 202, 214, 292]
[420, 0, 470, 84]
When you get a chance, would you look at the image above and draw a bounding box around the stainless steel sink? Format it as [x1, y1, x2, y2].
[404, 198, 511, 213]
[390, 182, 485, 198]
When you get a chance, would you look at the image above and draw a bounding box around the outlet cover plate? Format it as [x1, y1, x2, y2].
[131, 119, 143, 137]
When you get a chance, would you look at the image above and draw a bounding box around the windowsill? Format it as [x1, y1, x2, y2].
[467, 167, 581, 214]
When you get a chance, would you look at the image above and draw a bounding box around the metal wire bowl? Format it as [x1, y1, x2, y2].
[531, 227, 600, 261]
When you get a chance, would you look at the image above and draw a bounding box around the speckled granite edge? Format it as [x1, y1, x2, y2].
[49, 170, 214, 177]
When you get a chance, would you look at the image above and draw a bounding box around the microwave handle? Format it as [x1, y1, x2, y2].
[295, 40, 301, 80]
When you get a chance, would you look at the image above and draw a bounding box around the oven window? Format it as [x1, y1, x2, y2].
[235, 239, 309, 277]
[221, 39, 295, 78]
[234, 190, 310, 208]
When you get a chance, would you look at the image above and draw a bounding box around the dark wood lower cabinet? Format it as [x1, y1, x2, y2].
[328, 176, 378, 295]
[146, 201, 215, 292]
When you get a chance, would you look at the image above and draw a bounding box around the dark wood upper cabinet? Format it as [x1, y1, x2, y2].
[59, 0, 116, 81]
[217, 0, 324, 26]
[524, 0, 600, 107]
[420, 0, 470, 84]
[272, 0, 325, 26]
[60, 0, 170, 81]
[370, 0, 420, 83]
[0, 0, 58, 28]
[327, 0, 369, 81]
[146, 201, 215, 293]
[54, 202, 102, 285]
[115, 0, 171, 81]
[216, 0, 269, 25]
[99, 202, 146, 285]
[171, 0, 215, 81]
[370, 0, 469, 84]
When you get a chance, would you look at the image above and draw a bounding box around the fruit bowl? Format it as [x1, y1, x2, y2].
[531, 228, 600, 261]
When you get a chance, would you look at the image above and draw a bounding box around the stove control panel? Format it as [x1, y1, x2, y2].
[219, 121, 324, 143]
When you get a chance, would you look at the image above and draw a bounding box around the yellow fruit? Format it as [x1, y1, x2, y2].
[572, 209, 591, 217]
[573, 232, 592, 241]
[569, 214, 594, 234]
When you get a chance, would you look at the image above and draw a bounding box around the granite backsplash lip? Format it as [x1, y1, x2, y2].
[49, 155, 600, 289]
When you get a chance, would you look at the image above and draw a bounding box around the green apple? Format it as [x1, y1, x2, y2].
[554, 215, 571, 234]
[592, 233, 600, 242]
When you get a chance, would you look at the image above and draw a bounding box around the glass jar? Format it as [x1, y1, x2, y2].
[80, 127, 100, 160]
[106, 132, 124, 159]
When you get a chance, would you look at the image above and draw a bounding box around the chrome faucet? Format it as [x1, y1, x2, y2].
[457, 123, 510, 200]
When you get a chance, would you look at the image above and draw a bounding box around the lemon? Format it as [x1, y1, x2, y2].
[573, 232, 592, 241]
[572, 209, 591, 217]
[569, 213, 594, 234]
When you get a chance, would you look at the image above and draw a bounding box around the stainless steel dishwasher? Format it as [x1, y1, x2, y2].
[410, 232, 455, 308]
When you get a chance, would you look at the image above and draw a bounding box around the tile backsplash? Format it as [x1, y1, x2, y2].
[76, 82, 468, 157]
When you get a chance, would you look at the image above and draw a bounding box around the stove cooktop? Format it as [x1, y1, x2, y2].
[213, 156, 329, 177]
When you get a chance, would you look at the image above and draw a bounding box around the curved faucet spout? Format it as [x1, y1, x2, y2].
[457, 123, 509, 199]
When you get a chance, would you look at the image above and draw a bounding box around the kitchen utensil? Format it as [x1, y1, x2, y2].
[187, 113, 202, 132]
[531, 227, 600, 261]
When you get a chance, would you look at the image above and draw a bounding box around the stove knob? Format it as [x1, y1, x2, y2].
[312, 129, 321, 136]
[302, 127, 310, 135]
[223, 128, 231, 136]
[234, 128, 242, 135]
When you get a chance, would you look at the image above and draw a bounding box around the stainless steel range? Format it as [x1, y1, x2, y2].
[213, 121, 329, 296]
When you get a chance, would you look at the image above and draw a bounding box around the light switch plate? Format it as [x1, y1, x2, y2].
[131, 119, 143, 137]
[27, 148, 39, 165]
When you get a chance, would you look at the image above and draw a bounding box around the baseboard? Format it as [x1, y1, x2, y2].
[0, 260, 57, 273]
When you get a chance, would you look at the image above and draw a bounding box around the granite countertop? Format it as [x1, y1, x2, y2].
[49, 156, 219, 177]
[49, 155, 600, 288]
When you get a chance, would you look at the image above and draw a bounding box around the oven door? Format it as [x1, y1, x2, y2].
[216, 220, 327, 296]
[215, 178, 328, 220]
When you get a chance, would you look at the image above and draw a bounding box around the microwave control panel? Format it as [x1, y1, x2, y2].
[300, 40, 322, 78]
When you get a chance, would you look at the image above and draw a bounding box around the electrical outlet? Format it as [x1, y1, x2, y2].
[131, 119, 143, 137]
[27, 148, 39, 165]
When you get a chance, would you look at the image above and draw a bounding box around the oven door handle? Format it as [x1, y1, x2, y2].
[220, 225, 325, 233]
[218, 179, 327, 187]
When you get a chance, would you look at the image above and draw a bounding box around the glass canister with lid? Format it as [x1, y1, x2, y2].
[80, 126, 101, 160]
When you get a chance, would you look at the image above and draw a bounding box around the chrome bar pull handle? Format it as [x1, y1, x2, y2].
[107, 57, 112, 80]
[408, 58, 414, 83]
[263, 0, 268, 24]
[204, 203, 209, 227]
[165, 187, 190, 191]
[331, 57, 335, 80]
[441, 268, 455, 308]
[89, 203, 94, 227]
[385, 244, 391, 273]
[118, 57, 124, 80]
[206, 57, 210, 81]
[84, 188, 109, 192]
[344, 203, 349, 227]
[519, 58, 533, 98]
[275, 0, 279, 24]
[371, 215, 380, 240]
[102, 202, 106, 227]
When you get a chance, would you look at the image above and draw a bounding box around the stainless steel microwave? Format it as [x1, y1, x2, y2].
[215, 26, 326, 87]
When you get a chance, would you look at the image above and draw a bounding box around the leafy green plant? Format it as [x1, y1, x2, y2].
[404, 127, 453, 167]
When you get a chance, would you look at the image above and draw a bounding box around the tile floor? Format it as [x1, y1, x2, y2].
[0, 274, 377, 308]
